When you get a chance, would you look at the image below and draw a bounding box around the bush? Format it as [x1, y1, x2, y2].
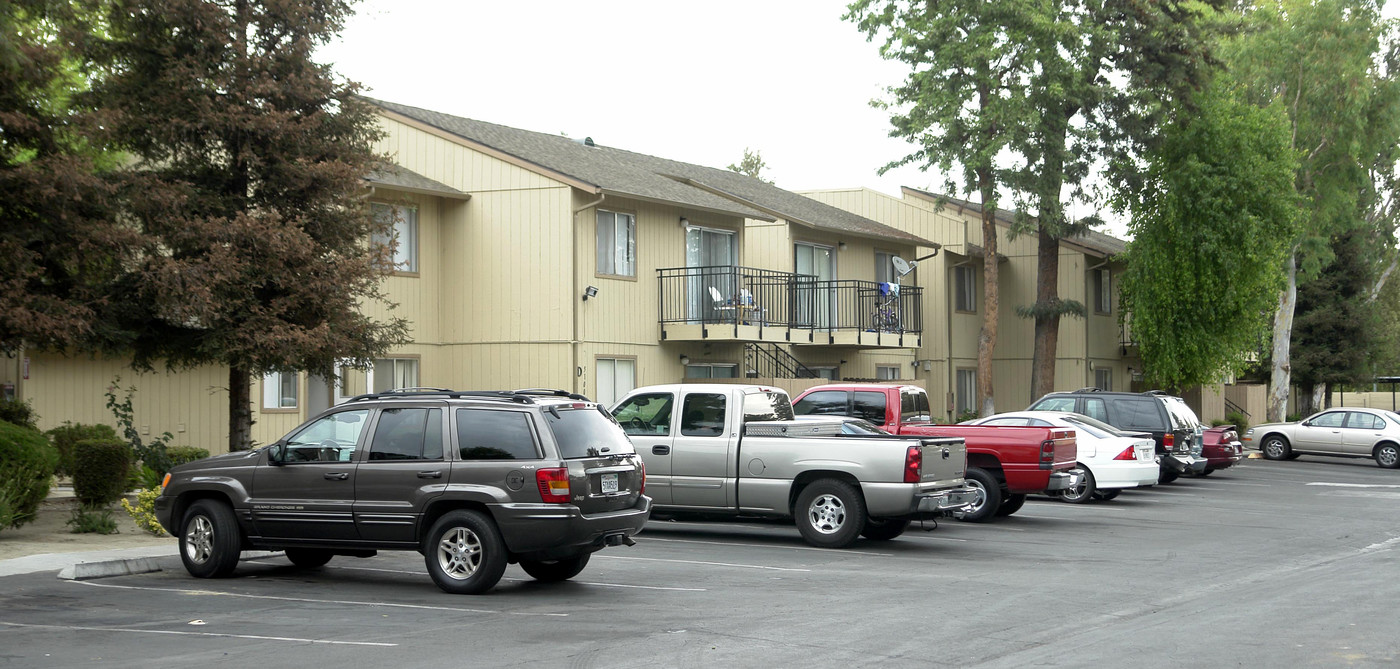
[0, 398, 38, 430]
[67, 504, 118, 534]
[72, 438, 131, 506]
[0, 420, 59, 530]
[122, 487, 167, 536]
[166, 445, 210, 469]
[1225, 411, 1250, 436]
[45, 422, 119, 478]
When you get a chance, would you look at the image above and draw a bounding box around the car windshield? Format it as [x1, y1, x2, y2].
[543, 406, 637, 459]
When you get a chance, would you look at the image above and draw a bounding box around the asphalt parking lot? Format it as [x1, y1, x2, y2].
[2, 455, 1398, 668]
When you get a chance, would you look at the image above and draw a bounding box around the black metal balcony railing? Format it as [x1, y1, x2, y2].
[658, 265, 923, 334]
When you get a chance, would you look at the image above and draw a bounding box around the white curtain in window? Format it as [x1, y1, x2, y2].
[596, 358, 636, 407]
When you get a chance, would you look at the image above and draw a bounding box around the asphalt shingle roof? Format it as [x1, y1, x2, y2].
[366, 98, 936, 248]
[366, 163, 469, 199]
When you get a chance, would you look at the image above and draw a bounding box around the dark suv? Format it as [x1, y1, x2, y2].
[155, 388, 650, 595]
[1028, 389, 1208, 483]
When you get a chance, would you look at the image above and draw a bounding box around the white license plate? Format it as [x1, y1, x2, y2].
[600, 473, 619, 493]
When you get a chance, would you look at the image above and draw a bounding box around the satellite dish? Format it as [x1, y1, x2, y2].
[892, 256, 916, 278]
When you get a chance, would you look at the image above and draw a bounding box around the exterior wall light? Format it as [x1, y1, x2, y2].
[582, 285, 598, 301]
[679, 354, 690, 366]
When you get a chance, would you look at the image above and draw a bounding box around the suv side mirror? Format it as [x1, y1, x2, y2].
[267, 443, 286, 466]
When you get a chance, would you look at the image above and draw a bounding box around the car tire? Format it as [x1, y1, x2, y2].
[1091, 489, 1121, 501]
[794, 479, 867, 548]
[1375, 443, 1400, 469]
[1059, 466, 1095, 504]
[179, 499, 242, 579]
[424, 510, 508, 595]
[860, 517, 911, 541]
[955, 468, 1003, 523]
[1262, 435, 1291, 461]
[519, 553, 591, 582]
[284, 548, 333, 569]
[995, 493, 1026, 516]
[1159, 470, 1179, 484]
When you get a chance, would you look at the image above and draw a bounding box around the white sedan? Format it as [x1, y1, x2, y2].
[964, 411, 1159, 503]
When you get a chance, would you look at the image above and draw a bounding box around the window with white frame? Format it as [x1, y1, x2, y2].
[954, 265, 976, 312]
[956, 368, 977, 416]
[685, 363, 737, 379]
[262, 371, 298, 409]
[1094, 268, 1112, 314]
[876, 365, 901, 380]
[1095, 368, 1113, 392]
[372, 203, 419, 273]
[596, 210, 636, 277]
[596, 358, 636, 408]
[372, 358, 420, 393]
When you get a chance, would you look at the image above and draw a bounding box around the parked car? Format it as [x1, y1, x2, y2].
[961, 411, 1158, 503]
[611, 384, 977, 547]
[1243, 408, 1400, 469]
[1197, 424, 1244, 475]
[156, 388, 651, 595]
[1028, 389, 1208, 483]
[791, 384, 1079, 522]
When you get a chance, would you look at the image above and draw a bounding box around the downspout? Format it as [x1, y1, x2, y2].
[572, 192, 605, 395]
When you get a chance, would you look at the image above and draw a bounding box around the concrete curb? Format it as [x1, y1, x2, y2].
[58, 556, 167, 580]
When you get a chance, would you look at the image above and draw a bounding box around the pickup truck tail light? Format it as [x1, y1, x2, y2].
[1113, 445, 1137, 461]
[904, 446, 921, 483]
[536, 468, 571, 503]
[1039, 439, 1056, 470]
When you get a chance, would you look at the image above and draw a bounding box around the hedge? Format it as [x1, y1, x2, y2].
[45, 422, 120, 479]
[72, 438, 131, 506]
[0, 420, 60, 530]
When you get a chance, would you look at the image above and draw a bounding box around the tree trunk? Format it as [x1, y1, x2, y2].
[1318, 383, 1329, 411]
[1268, 253, 1298, 422]
[229, 365, 253, 452]
[977, 169, 999, 417]
[1030, 228, 1061, 399]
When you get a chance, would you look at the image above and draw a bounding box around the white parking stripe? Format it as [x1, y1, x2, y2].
[0, 621, 397, 647]
[70, 580, 568, 616]
[594, 555, 811, 572]
[323, 564, 708, 591]
[641, 536, 894, 557]
[1306, 482, 1400, 489]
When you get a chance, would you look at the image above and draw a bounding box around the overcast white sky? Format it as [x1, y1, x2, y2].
[317, 0, 1400, 241]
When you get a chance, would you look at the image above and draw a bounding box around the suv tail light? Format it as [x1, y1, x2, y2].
[536, 468, 570, 503]
[1113, 445, 1137, 461]
[904, 446, 921, 483]
[638, 460, 646, 495]
[1163, 433, 1175, 450]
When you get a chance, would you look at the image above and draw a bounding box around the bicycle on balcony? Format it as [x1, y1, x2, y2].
[871, 282, 901, 333]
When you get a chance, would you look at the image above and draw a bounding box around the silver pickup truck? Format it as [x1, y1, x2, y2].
[611, 384, 976, 548]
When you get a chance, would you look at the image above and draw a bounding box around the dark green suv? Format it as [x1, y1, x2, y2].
[155, 389, 650, 594]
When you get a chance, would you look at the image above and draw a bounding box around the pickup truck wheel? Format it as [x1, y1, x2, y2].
[424, 510, 507, 595]
[955, 468, 1002, 523]
[860, 517, 910, 541]
[1375, 443, 1400, 469]
[1091, 489, 1120, 501]
[1059, 467, 1095, 504]
[179, 499, 242, 579]
[795, 479, 867, 548]
[519, 553, 591, 582]
[284, 548, 333, 569]
[1262, 435, 1291, 461]
[995, 494, 1026, 516]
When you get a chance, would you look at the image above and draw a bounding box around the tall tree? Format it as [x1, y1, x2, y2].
[848, 0, 1042, 416]
[0, 0, 131, 354]
[1223, 0, 1396, 422]
[1292, 229, 1379, 412]
[90, 0, 408, 451]
[727, 147, 773, 184]
[1115, 79, 1299, 392]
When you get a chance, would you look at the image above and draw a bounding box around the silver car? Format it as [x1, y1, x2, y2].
[1244, 407, 1400, 469]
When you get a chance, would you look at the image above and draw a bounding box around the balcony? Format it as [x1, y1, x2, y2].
[658, 266, 922, 348]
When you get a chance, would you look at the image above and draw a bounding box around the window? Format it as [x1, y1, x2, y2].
[852, 391, 887, 424]
[373, 358, 419, 393]
[1083, 397, 1108, 422]
[1095, 368, 1112, 392]
[368, 408, 443, 461]
[955, 368, 977, 416]
[954, 265, 976, 312]
[613, 393, 674, 436]
[543, 406, 636, 459]
[1309, 411, 1346, 428]
[1110, 398, 1163, 431]
[262, 371, 298, 410]
[876, 365, 901, 380]
[1032, 397, 1077, 413]
[875, 251, 894, 284]
[743, 391, 794, 422]
[596, 210, 636, 277]
[794, 390, 848, 416]
[981, 417, 1030, 427]
[685, 363, 737, 379]
[1093, 268, 1112, 314]
[283, 409, 370, 462]
[456, 409, 539, 460]
[372, 203, 418, 273]
[900, 389, 931, 423]
[680, 393, 726, 437]
[596, 358, 636, 408]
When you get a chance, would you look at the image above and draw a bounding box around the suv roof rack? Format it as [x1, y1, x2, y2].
[1073, 387, 1102, 393]
[345, 388, 591, 405]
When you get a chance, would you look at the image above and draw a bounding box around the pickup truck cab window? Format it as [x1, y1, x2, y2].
[793, 390, 846, 416]
[681, 393, 727, 437]
[613, 393, 674, 436]
[368, 408, 443, 461]
[284, 409, 370, 462]
[900, 389, 931, 423]
[742, 391, 794, 423]
[456, 408, 539, 460]
[853, 391, 886, 424]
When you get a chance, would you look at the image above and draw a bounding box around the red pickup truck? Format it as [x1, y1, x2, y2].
[792, 384, 1078, 522]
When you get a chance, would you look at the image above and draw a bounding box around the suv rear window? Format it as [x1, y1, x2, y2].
[544, 406, 637, 459]
[1111, 398, 1164, 431]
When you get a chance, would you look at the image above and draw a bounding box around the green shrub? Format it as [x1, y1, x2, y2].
[0, 399, 38, 430]
[67, 504, 118, 534]
[166, 445, 210, 468]
[45, 422, 119, 478]
[72, 438, 131, 506]
[122, 487, 167, 536]
[1225, 411, 1249, 436]
[0, 420, 59, 530]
